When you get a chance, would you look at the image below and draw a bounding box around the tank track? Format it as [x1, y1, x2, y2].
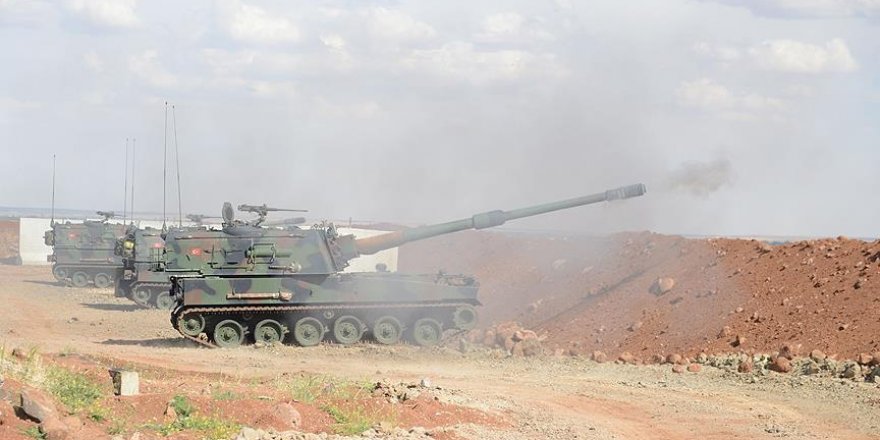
[172, 302, 471, 348]
[127, 282, 173, 309]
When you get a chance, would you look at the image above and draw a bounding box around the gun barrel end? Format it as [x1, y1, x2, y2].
[606, 183, 647, 201]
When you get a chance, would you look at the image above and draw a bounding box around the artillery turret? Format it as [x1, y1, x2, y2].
[168, 184, 646, 348]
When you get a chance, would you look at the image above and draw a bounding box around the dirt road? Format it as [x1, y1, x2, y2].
[1, 265, 878, 439]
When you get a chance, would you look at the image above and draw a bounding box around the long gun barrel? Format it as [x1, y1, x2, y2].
[354, 183, 646, 255]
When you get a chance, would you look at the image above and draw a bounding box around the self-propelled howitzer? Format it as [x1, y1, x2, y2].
[168, 184, 646, 348]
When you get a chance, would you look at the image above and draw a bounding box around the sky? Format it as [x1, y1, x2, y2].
[0, 0, 878, 237]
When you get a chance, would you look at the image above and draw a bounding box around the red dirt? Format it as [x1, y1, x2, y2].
[400, 230, 880, 360]
[0, 352, 504, 439]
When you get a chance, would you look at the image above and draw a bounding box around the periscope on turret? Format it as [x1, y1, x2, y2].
[165, 184, 646, 348]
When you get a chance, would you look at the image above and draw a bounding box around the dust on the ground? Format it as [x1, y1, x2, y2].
[0, 265, 879, 440]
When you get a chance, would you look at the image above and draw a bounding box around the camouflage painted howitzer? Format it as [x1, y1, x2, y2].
[44, 212, 127, 288]
[168, 184, 647, 348]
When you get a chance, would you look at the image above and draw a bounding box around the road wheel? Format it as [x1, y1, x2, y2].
[254, 319, 287, 344]
[70, 271, 89, 288]
[179, 313, 206, 337]
[52, 266, 68, 281]
[333, 315, 365, 345]
[411, 318, 443, 347]
[293, 317, 324, 347]
[154, 291, 174, 310]
[372, 316, 403, 345]
[93, 272, 113, 289]
[214, 319, 246, 348]
[131, 287, 152, 307]
[453, 305, 478, 330]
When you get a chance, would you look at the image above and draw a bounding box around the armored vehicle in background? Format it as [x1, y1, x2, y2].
[169, 184, 646, 348]
[115, 225, 175, 308]
[44, 211, 126, 288]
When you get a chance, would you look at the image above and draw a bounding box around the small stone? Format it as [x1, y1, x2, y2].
[618, 352, 636, 364]
[40, 416, 70, 440]
[269, 402, 301, 429]
[666, 353, 682, 365]
[672, 364, 686, 374]
[419, 377, 432, 388]
[627, 321, 643, 332]
[11, 347, 27, 361]
[738, 359, 754, 373]
[235, 427, 263, 440]
[858, 353, 874, 366]
[591, 351, 607, 363]
[163, 404, 177, 423]
[735, 307, 744, 313]
[687, 363, 701, 373]
[717, 326, 731, 338]
[649, 354, 665, 364]
[809, 349, 827, 361]
[731, 335, 746, 347]
[651, 277, 675, 295]
[870, 353, 880, 367]
[779, 343, 801, 360]
[769, 357, 792, 373]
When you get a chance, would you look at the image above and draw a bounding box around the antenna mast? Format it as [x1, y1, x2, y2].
[162, 101, 168, 230]
[172, 105, 182, 227]
[130, 139, 136, 225]
[123, 138, 129, 222]
[50, 154, 56, 226]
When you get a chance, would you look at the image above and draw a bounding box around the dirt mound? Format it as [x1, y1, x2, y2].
[400, 231, 880, 360]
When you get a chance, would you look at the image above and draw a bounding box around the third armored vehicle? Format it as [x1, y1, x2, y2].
[115, 225, 174, 308]
[44, 211, 126, 288]
[168, 184, 646, 347]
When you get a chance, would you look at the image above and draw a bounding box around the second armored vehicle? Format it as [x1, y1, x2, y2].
[166, 184, 647, 348]
[44, 211, 126, 288]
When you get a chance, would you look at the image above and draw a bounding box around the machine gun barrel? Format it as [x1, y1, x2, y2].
[354, 183, 646, 256]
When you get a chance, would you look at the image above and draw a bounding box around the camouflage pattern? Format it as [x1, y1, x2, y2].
[44, 212, 127, 288]
[114, 225, 175, 308]
[168, 184, 647, 348]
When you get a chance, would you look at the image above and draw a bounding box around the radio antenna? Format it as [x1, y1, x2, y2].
[172, 105, 182, 227]
[123, 138, 129, 222]
[162, 101, 168, 230]
[131, 139, 136, 225]
[50, 154, 56, 226]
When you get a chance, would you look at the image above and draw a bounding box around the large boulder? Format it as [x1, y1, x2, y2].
[21, 388, 58, 423]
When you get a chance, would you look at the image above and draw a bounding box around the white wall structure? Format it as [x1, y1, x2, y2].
[17, 218, 399, 271]
[19, 217, 52, 265]
[337, 228, 398, 273]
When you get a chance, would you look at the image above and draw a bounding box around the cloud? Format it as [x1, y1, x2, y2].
[482, 12, 526, 39]
[367, 7, 436, 42]
[694, 39, 858, 73]
[666, 159, 733, 197]
[0, 0, 56, 27]
[0, 96, 41, 111]
[82, 50, 104, 73]
[476, 12, 556, 43]
[66, 0, 138, 28]
[677, 78, 784, 120]
[704, 0, 880, 18]
[399, 42, 567, 84]
[220, 0, 301, 44]
[127, 50, 178, 88]
[748, 38, 857, 73]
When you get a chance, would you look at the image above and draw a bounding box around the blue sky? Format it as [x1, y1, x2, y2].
[0, 0, 878, 236]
